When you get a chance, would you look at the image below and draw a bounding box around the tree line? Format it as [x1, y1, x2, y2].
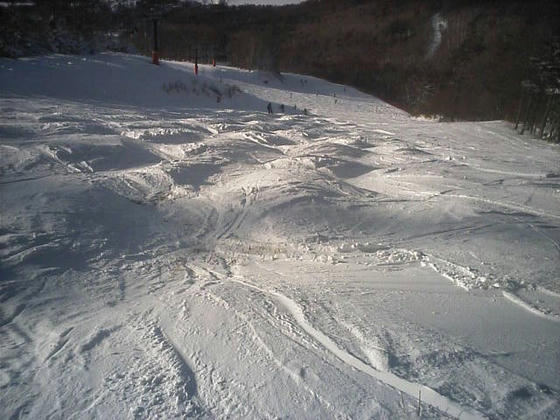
[1, 0, 559, 128]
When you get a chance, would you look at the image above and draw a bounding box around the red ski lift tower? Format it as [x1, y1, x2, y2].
[152, 17, 159, 65]
[145, 9, 163, 65]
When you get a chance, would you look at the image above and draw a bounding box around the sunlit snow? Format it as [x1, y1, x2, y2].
[1, 53, 559, 419]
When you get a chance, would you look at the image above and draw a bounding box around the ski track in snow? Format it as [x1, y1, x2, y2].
[230, 275, 485, 419]
[1, 53, 560, 419]
[502, 291, 560, 323]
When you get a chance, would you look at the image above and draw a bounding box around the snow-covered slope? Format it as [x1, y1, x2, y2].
[1, 53, 559, 419]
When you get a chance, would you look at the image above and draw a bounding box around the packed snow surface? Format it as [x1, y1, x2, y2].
[1, 53, 559, 419]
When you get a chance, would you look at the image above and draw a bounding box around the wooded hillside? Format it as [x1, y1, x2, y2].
[130, 0, 560, 121]
[2, 0, 559, 122]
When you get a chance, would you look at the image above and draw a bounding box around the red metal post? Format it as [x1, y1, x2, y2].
[152, 18, 159, 65]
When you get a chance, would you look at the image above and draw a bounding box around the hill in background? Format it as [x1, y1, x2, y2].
[2, 0, 559, 121]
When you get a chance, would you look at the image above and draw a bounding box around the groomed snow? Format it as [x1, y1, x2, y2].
[1, 53, 559, 419]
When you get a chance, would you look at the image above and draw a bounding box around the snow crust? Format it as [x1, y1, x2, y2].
[1, 53, 559, 419]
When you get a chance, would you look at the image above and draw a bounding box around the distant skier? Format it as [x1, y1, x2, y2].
[267, 102, 273, 114]
[280, 104, 285, 113]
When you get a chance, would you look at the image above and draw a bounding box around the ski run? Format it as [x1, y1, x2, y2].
[1, 53, 559, 419]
